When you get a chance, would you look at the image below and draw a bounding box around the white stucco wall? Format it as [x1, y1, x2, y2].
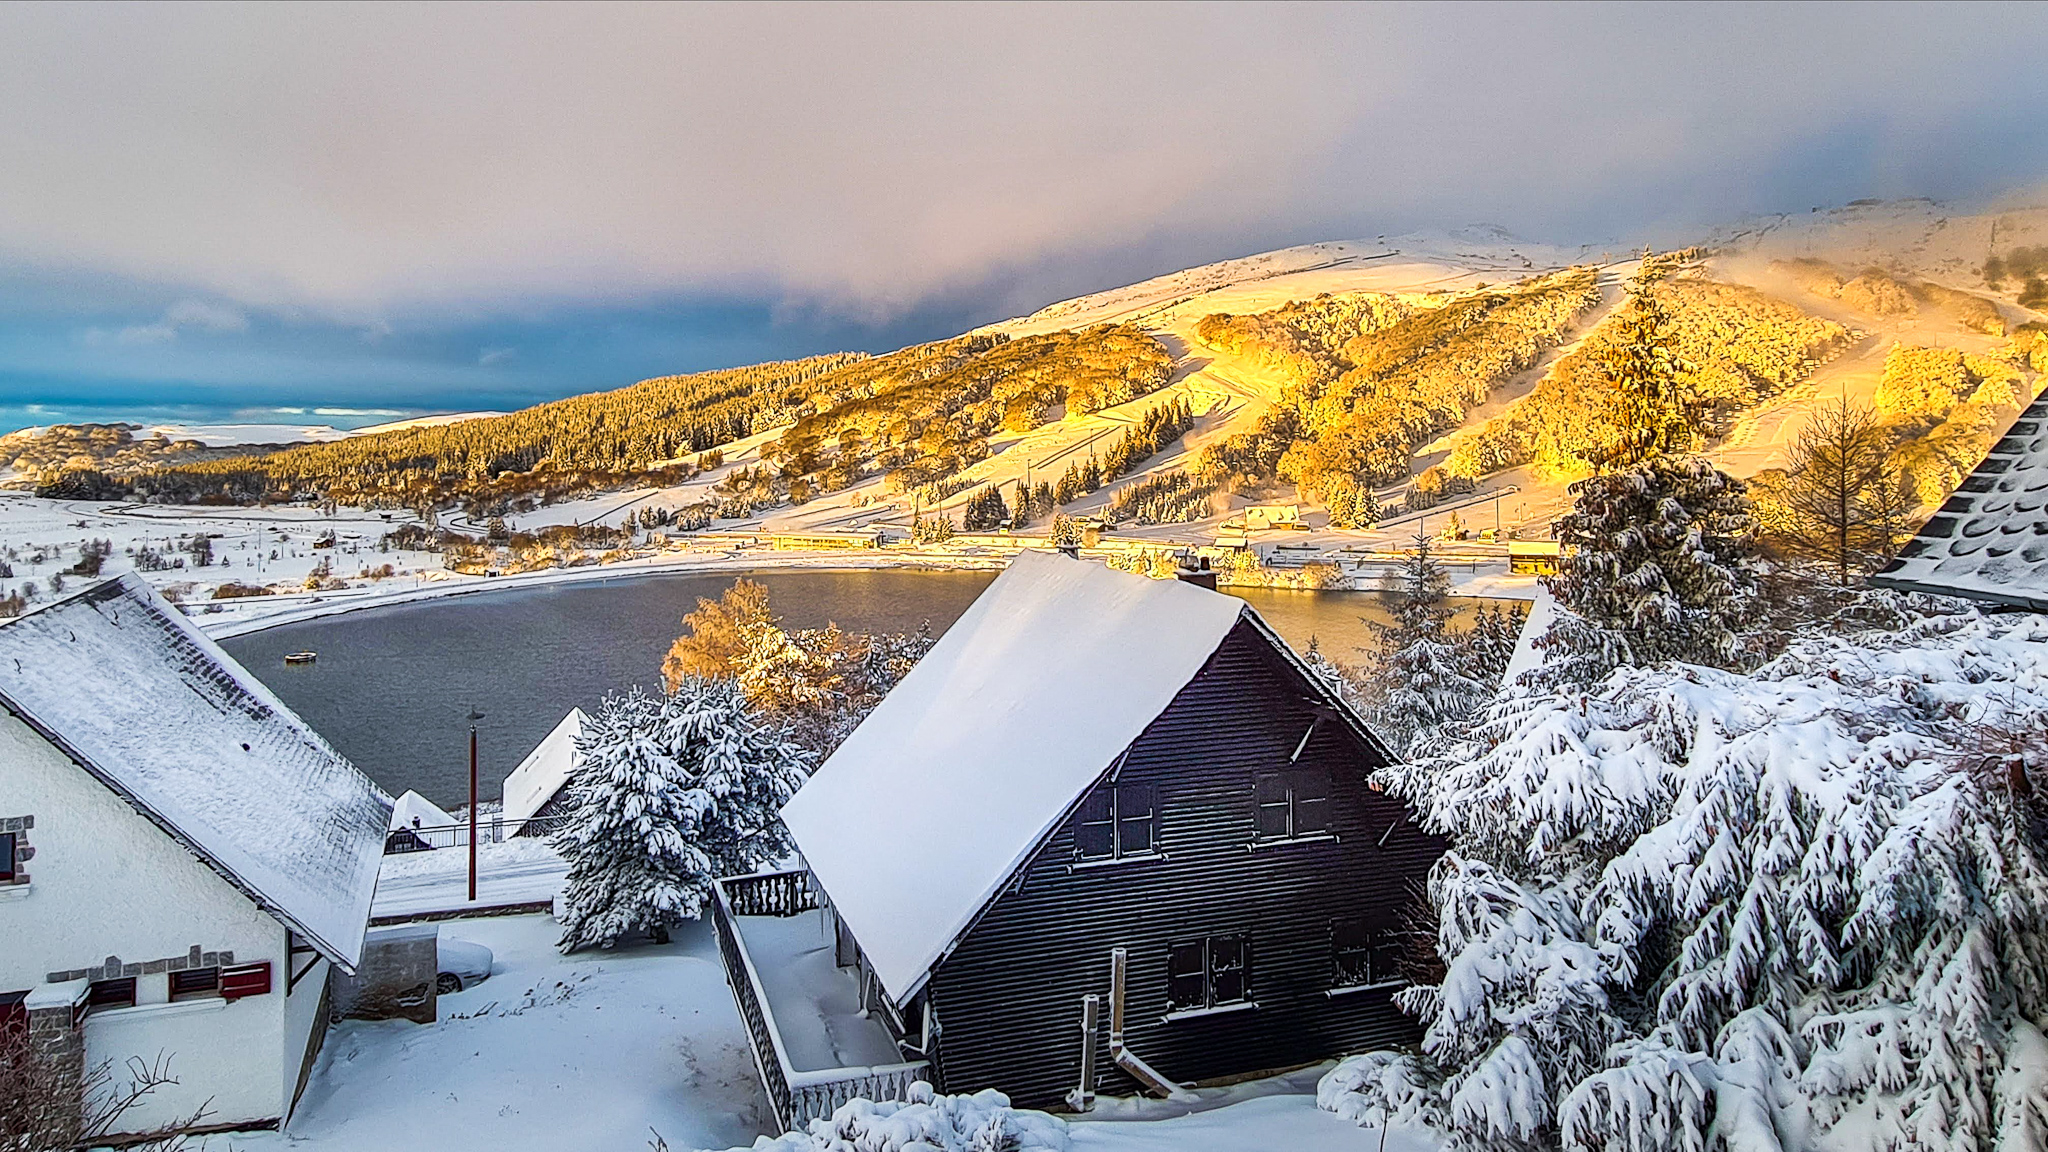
[0, 712, 291, 1133]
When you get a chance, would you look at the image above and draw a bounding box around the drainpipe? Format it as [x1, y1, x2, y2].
[1108, 948, 1196, 1101]
[1066, 993, 1099, 1112]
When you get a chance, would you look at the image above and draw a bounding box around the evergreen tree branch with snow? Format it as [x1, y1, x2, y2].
[554, 681, 812, 951]
[1326, 604, 2048, 1152]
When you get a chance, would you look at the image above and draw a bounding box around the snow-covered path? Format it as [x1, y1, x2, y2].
[369, 839, 569, 921]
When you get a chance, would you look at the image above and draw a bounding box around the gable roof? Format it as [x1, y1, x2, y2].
[0, 575, 391, 970]
[500, 707, 587, 829]
[1874, 394, 2048, 610]
[781, 551, 1251, 1003]
[389, 790, 455, 832]
[1500, 588, 1558, 686]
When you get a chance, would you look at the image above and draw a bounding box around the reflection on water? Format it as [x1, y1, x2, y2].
[224, 567, 1489, 806]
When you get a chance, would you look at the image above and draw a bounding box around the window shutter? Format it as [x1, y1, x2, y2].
[1117, 782, 1156, 855]
[1293, 769, 1331, 834]
[220, 961, 272, 1001]
[1073, 785, 1115, 859]
[1253, 773, 1291, 839]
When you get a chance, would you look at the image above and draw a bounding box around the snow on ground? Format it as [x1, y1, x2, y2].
[221, 911, 1426, 1152]
[1071, 1094, 1432, 1152]
[231, 913, 776, 1152]
[369, 836, 568, 921]
[736, 909, 902, 1072]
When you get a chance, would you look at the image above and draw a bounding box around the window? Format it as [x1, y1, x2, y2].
[0, 832, 13, 882]
[86, 977, 136, 1013]
[1331, 917, 1405, 989]
[169, 967, 220, 1002]
[1166, 934, 1252, 1012]
[1253, 769, 1330, 842]
[1073, 781, 1158, 861]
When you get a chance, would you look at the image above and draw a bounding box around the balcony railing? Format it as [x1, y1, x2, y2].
[710, 870, 930, 1131]
[384, 813, 571, 854]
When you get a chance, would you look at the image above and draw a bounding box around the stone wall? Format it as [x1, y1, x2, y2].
[327, 924, 437, 1025]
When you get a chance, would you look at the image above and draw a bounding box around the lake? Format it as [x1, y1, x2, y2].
[222, 568, 1486, 807]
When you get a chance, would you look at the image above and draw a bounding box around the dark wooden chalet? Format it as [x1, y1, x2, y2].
[710, 550, 1442, 1127]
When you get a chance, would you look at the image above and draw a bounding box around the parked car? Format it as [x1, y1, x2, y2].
[436, 936, 494, 995]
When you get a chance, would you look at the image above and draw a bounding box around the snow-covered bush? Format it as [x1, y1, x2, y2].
[1325, 607, 2048, 1152]
[554, 680, 812, 950]
[705, 1082, 1068, 1152]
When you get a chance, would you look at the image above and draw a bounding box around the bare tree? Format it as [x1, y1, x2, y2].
[0, 1033, 212, 1152]
[1778, 400, 1900, 585]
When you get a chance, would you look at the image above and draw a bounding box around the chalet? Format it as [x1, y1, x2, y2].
[710, 550, 1441, 1128]
[499, 707, 587, 837]
[0, 575, 390, 1140]
[1873, 391, 2048, 611]
[385, 790, 456, 853]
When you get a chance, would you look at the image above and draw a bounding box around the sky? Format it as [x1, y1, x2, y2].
[2, 1, 2046, 431]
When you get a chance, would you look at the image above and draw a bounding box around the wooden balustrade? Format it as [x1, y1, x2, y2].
[711, 870, 927, 1131]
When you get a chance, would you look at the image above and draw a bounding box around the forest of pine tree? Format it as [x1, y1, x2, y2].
[130, 324, 1170, 516]
[1450, 270, 1854, 480]
[1194, 268, 1602, 501]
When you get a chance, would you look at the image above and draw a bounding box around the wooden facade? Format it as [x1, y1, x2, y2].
[908, 617, 1439, 1107]
[797, 613, 1442, 1110]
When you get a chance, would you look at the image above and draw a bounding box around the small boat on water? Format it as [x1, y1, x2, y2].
[283, 651, 317, 665]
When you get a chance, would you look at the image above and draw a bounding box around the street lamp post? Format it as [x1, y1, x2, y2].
[467, 709, 485, 902]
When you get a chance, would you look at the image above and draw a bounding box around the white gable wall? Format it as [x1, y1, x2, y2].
[0, 711, 295, 1134]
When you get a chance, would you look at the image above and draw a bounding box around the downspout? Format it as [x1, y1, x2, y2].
[1108, 948, 1197, 1101]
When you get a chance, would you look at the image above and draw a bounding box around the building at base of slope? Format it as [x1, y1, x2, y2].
[498, 707, 588, 838]
[710, 550, 1443, 1129]
[0, 575, 390, 1140]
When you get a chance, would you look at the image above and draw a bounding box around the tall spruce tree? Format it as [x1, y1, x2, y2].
[1368, 532, 1489, 755]
[554, 681, 811, 951]
[1535, 267, 1760, 687]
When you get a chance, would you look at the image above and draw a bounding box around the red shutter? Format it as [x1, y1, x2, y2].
[220, 961, 272, 1001]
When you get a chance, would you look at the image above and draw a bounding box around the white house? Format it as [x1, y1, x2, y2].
[0, 575, 390, 1139]
[499, 707, 586, 836]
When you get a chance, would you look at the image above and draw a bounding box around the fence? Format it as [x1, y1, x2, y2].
[383, 813, 572, 854]
[711, 870, 930, 1130]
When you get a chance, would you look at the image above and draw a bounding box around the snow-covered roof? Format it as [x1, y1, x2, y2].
[1874, 394, 2048, 611]
[0, 575, 390, 970]
[500, 707, 587, 828]
[389, 790, 455, 831]
[1500, 588, 1558, 686]
[781, 551, 1249, 1002]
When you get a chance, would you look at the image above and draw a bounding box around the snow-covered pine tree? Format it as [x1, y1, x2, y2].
[1537, 456, 1760, 686]
[1366, 532, 1490, 755]
[1325, 607, 2048, 1152]
[1535, 266, 1761, 687]
[554, 681, 811, 951]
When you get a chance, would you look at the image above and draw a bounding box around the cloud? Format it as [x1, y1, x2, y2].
[0, 4, 2044, 328]
[476, 346, 516, 366]
[105, 298, 250, 344]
